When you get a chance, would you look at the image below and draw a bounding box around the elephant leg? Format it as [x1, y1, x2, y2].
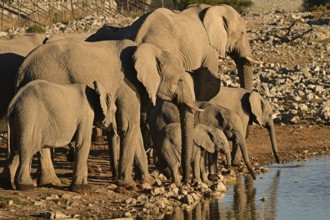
[169, 163, 181, 187]
[92, 127, 104, 143]
[70, 126, 92, 192]
[37, 148, 61, 186]
[232, 142, 242, 167]
[133, 132, 155, 185]
[15, 148, 35, 191]
[107, 130, 120, 179]
[208, 152, 219, 181]
[1, 152, 19, 189]
[201, 152, 211, 185]
[192, 151, 201, 183]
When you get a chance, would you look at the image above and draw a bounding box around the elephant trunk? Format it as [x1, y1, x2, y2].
[236, 133, 256, 180]
[179, 104, 194, 183]
[225, 150, 232, 168]
[267, 120, 281, 163]
[237, 61, 253, 92]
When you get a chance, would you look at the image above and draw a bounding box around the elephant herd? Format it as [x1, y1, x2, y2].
[0, 4, 280, 191]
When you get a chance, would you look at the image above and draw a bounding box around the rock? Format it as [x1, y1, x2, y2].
[8, 200, 13, 206]
[210, 182, 227, 193]
[260, 197, 268, 202]
[181, 194, 194, 205]
[152, 187, 165, 196]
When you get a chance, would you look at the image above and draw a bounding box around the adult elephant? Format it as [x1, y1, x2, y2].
[87, 4, 261, 182]
[0, 34, 46, 133]
[14, 39, 199, 187]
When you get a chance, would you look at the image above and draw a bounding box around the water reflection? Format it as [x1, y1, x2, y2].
[162, 157, 330, 220]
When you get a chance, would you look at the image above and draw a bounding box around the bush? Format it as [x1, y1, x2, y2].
[26, 24, 45, 34]
[174, 0, 253, 11]
[303, 0, 330, 10]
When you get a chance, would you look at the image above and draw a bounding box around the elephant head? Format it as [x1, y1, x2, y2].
[249, 92, 280, 163]
[193, 124, 231, 167]
[92, 81, 116, 132]
[133, 43, 200, 110]
[186, 4, 262, 91]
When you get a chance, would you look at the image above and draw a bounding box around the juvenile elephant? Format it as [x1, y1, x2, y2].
[148, 100, 256, 180]
[15, 38, 200, 186]
[158, 123, 231, 186]
[0, 34, 46, 133]
[195, 102, 256, 180]
[209, 87, 280, 165]
[4, 80, 116, 191]
[88, 4, 262, 181]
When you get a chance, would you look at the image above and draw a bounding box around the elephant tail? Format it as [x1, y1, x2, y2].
[6, 112, 11, 158]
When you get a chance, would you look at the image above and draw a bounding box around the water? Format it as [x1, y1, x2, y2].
[165, 156, 330, 220]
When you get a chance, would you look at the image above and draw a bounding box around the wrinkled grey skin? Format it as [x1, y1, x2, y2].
[209, 87, 280, 165]
[88, 4, 261, 182]
[15, 39, 197, 186]
[195, 102, 256, 180]
[158, 123, 230, 186]
[0, 34, 46, 133]
[2, 80, 115, 191]
[148, 100, 256, 180]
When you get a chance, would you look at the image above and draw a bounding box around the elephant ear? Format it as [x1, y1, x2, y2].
[133, 43, 162, 106]
[94, 81, 109, 119]
[202, 6, 228, 58]
[193, 124, 216, 153]
[249, 91, 263, 125]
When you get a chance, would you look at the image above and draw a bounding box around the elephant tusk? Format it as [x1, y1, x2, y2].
[245, 56, 264, 65]
[186, 102, 204, 112]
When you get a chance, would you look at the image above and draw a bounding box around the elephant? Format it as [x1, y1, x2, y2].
[0, 34, 46, 133]
[195, 102, 256, 180]
[209, 87, 280, 165]
[157, 123, 231, 186]
[3, 80, 116, 191]
[87, 4, 262, 181]
[147, 100, 256, 180]
[14, 38, 200, 186]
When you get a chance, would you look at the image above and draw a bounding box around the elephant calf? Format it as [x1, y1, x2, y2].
[158, 123, 231, 186]
[3, 80, 116, 191]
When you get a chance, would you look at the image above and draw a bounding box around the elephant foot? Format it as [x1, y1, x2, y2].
[69, 184, 91, 192]
[173, 180, 182, 188]
[117, 178, 136, 187]
[208, 174, 220, 181]
[232, 159, 243, 167]
[16, 183, 35, 191]
[141, 174, 155, 185]
[38, 175, 62, 186]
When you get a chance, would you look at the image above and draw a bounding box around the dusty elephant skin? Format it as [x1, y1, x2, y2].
[2, 80, 116, 191]
[14, 37, 199, 186]
[0, 34, 46, 133]
[87, 4, 261, 182]
[148, 100, 256, 180]
[157, 123, 230, 186]
[210, 87, 280, 166]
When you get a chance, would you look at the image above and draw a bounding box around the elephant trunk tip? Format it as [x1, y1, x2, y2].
[275, 154, 281, 164]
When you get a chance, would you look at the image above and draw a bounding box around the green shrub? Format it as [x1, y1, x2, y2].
[174, 0, 253, 11]
[26, 24, 45, 33]
[303, 0, 330, 10]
